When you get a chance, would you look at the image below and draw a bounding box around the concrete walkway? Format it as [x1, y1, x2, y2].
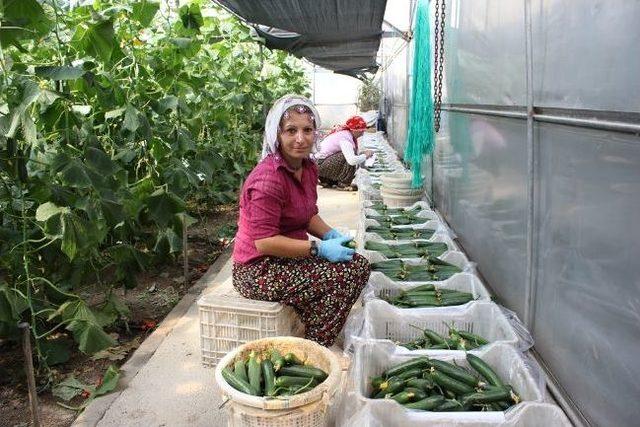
[73, 187, 360, 427]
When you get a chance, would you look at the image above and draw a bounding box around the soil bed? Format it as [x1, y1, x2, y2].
[0, 204, 238, 427]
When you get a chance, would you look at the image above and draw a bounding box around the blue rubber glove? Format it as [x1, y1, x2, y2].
[322, 228, 345, 241]
[318, 236, 355, 262]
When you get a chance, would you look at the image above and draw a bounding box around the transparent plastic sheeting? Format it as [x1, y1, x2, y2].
[441, 1, 527, 106]
[342, 300, 534, 355]
[335, 341, 566, 427]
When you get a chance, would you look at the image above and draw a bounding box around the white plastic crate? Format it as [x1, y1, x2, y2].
[338, 400, 571, 426]
[344, 300, 531, 354]
[341, 341, 547, 425]
[198, 283, 303, 367]
[362, 272, 491, 307]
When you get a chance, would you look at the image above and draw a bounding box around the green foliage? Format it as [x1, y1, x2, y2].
[0, 0, 309, 370]
[358, 79, 381, 112]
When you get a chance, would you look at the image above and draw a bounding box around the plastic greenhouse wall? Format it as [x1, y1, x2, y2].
[306, 63, 362, 129]
[379, 1, 640, 427]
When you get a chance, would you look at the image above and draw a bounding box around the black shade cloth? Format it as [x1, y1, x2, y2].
[215, 0, 387, 78]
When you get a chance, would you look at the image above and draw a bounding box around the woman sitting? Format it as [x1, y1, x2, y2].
[232, 94, 371, 347]
[314, 115, 374, 189]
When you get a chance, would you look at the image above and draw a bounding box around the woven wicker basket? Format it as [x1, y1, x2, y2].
[214, 337, 342, 426]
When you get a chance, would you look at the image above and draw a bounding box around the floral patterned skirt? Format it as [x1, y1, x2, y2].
[317, 151, 357, 186]
[232, 254, 370, 347]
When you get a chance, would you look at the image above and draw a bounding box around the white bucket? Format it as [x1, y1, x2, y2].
[380, 188, 423, 208]
[381, 172, 415, 189]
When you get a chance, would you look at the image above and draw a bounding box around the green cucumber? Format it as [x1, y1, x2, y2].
[222, 367, 258, 395]
[431, 370, 475, 395]
[262, 359, 276, 396]
[436, 399, 467, 412]
[270, 349, 285, 371]
[396, 368, 423, 380]
[278, 365, 328, 381]
[383, 357, 431, 378]
[284, 352, 304, 366]
[374, 377, 405, 398]
[404, 395, 445, 410]
[247, 351, 262, 394]
[457, 330, 489, 346]
[390, 390, 416, 404]
[461, 387, 512, 405]
[371, 376, 385, 389]
[430, 359, 480, 387]
[466, 354, 505, 387]
[342, 240, 357, 249]
[406, 284, 436, 292]
[423, 329, 447, 345]
[403, 387, 428, 400]
[274, 376, 318, 388]
[406, 377, 435, 392]
[234, 359, 249, 383]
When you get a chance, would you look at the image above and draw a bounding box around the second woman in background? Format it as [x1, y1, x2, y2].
[314, 115, 373, 190]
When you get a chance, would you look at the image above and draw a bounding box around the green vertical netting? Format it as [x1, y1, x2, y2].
[404, 0, 434, 187]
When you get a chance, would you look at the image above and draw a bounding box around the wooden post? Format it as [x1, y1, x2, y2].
[19, 322, 41, 427]
[183, 221, 189, 282]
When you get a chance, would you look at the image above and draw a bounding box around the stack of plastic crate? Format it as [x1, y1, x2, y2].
[197, 281, 303, 367]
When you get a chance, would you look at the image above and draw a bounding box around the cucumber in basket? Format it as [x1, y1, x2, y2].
[223, 348, 329, 397]
[368, 354, 521, 412]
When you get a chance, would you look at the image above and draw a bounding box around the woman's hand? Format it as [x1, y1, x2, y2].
[364, 150, 374, 158]
[318, 236, 355, 262]
[322, 228, 345, 240]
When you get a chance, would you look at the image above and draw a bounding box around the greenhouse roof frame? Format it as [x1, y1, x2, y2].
[214, 0, 388, 79]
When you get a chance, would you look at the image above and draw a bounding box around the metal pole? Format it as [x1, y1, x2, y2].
[442, 105, 640, 135]
[183, 222, 188, 282]
[523, 0, 537, 330]
[444, 106, 527, 119]
[19, 322, 41, 427]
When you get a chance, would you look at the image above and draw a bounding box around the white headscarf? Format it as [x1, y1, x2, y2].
[261, 94, 322, 160]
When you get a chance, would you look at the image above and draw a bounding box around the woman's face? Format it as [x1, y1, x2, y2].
[352, 129, 365, 139]
[278, 110, 316, 164]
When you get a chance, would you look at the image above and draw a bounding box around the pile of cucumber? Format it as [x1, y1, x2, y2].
[367, 203, 425, 216]
[382, 284, 474, 307]
[366, 226, 436, 241]
[372, 258, 462, 281]
[399, 325, 489, 350]
[366, 214, 426, 226]
[369, 355, 520, 412]
[222, 350, 328, 397]
[364, 241, 448, 259]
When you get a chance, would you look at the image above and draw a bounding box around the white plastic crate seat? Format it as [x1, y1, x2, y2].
[198, 280, 303, 367]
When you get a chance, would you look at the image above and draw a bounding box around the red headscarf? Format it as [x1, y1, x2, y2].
[328, 115, 367, 150]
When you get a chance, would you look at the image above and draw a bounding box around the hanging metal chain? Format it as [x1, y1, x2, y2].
[433, 0, 446, 132]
